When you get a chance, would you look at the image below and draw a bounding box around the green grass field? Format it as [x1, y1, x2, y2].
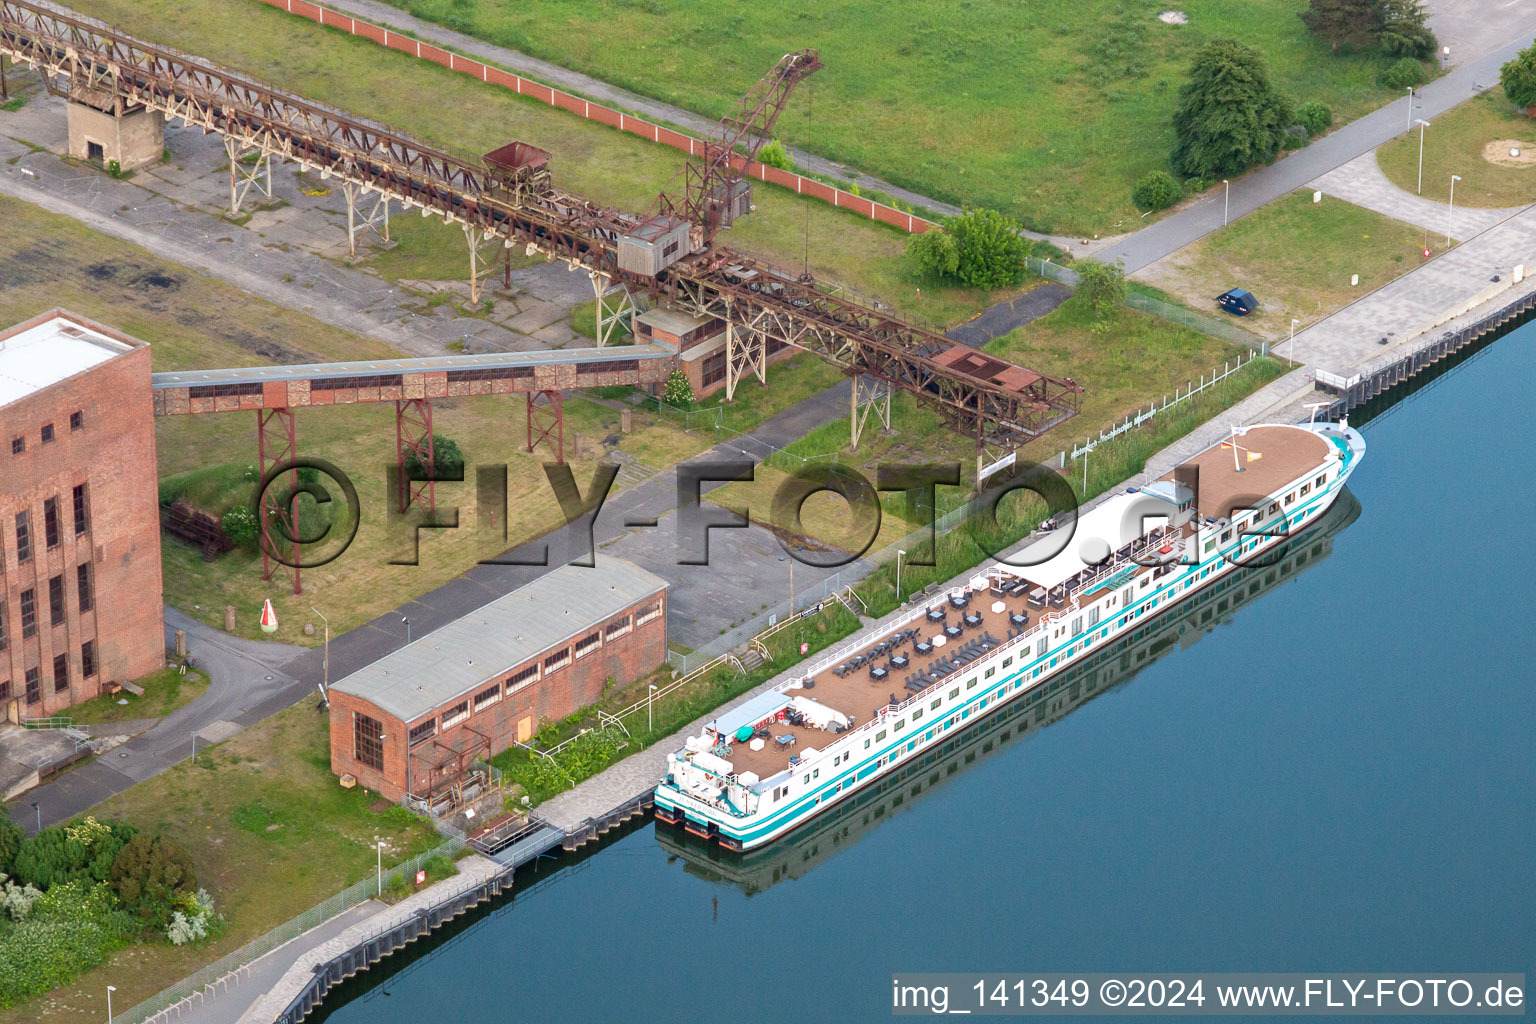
[1377, 89, 1536, 207]
[62, 667, 210, 727]
[389, 0, 1403, 234]
[1134, 190, 1435, 338]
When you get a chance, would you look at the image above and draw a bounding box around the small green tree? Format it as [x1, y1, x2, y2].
[663, 369, 694, 407]
[1381, 56, 1428, 89]
[221, 504, 258, 546]
[109, 834, 197, 927]
[1171, 40, 1293, 179]
[1071, 259, 1127, 331]
[0, 811, 21, 878]
[403, 434, 465, 481]
[10, 818, 135, 891]
[1296, 100, 1334, 136]
[757, 140, 794, 171]
[1379, 0, 1436, 57]
[906, 227, 959, 278]
[1500, 42, 1536, 109]
[1131, 170, 1183, 212]
[1299, 0, 1383, 52]
[948, 208, 1030, 289]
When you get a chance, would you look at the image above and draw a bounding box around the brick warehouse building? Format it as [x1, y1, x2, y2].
[0, 310, 165, 720]
[634, 307, 794, 399]
[328, 555, 667, 803]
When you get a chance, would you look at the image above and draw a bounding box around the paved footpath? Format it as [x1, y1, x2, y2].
[1309, 152, 1525, 237]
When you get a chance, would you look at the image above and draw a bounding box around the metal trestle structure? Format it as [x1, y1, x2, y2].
[224, 136, 272, 216]
[342, 181, 391, 256]
[395, 398, 436, 515]
[526, 390, 564, 463]
[849, 374, 892, 450]
[256, 406, 301, 595]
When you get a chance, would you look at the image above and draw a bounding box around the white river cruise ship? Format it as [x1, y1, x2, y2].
[654, 419, 1366, 851]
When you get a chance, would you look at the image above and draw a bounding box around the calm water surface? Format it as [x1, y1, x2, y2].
[317, 326, 1536, 1023]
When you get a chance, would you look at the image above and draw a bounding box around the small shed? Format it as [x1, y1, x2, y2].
[1216, 288, 1258, 316]
[617, 215, 693, 277]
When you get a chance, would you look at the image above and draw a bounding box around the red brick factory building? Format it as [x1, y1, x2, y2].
[328, 554, 668, 803]
[0, 310, 165, 720]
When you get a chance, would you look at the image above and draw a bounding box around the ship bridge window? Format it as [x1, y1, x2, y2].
[1036, 638, 1047, 656]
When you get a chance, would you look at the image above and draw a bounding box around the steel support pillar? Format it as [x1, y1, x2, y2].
[464, 223, 507, 303]
[395, 398, 436, 515]
[589, 271, 636, 346]
[724, 318, 767, 402]
[849, 374, 891, 451]
[526, 390, 564, 464]
[256, 407, 301, 595]
[343, 182, 391, 257]
[224, 137, 272, 216]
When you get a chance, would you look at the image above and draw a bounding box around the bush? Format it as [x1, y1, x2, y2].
[0, 813, 20, 877]
[10, 817, 135, 891]
[1296, 100, 1334, 136]
[221, 504, 259, 546]
[906, 227, 959, 278]
[948, 207, 1030, 289]
[1500, 41, 1536, 109]
[1381, 56, 1428, 89]
[1, 874, 42, 922]
[0, 881, 135, 1009]
[663, 369, 694, 407]
[403, 434, 465, 481]
[108, 834, 197, 928]
[1282, 132, 1308, 150]
[1070, 258, 1127, 330]
[166, 889, 216, 945]
[1131, 170, 1183, 212]
[1172, 39, 1293, 179]
[757, 139, 794, 171]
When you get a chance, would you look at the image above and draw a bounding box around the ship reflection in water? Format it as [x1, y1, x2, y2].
[657, 489, 1362, 893]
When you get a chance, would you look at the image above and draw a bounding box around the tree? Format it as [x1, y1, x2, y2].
[10, 817, 135, 891]
[109, 834, 197, 926]
[1131, 170, 1183, 212]
[906, 227, 959, 278]
[1500, 42, 1536, 110]
[1300, 0, 1384, 52]
[1071, 259, 1127, 330]
[0, 811, 21, 878]
[948, 208, 1030, 289]
[1379, 0, 1436, 58]
[757, 140, 794, 171]
[662, 369, 694, 407]
[1171, 40, 1293, 180]
[403, 434, 465, 481]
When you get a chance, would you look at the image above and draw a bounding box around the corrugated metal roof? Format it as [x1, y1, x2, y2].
[331, 555, 667, 722]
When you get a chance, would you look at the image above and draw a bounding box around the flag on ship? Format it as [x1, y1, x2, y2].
[260, 598, 278, 633]
[1248, 451, 1263, 462]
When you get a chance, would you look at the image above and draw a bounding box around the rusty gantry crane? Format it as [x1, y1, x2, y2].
[0, 1, 1083, 479]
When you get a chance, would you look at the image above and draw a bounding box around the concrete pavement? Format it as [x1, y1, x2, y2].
[1309, 152, 1525, 236]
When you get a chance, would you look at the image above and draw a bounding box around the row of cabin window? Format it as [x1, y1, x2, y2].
[1202, 472, 1328, 554]
[0, 641, 97, 705]
[407, 602, 661, 746]
[4, 487, 91, 565]
[9, 411, 84, 456]
[0, 564, 94, 650]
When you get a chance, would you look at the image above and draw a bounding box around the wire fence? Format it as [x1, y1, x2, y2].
[122, 834, 465, 1024]
[1026, 256, 1267, 350]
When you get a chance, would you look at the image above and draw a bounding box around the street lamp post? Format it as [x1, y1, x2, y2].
[896, 549, 907, 603]
[648, 684, 658, 732]
[1415, 119, 1431, 195]
[1222, 180, 1230, 226]
[310, 605, 329, 703]
[401, 616, 411, 646]
[1405, 86, 1414, 132]
[1289, 318, 1300, 362]
[1447, 174, 1461, 248]
[29, 801, 39, 833]
[107, 985, 116, 1024]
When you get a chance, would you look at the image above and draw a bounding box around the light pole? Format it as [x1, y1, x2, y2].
[107, 985, 116, 1023]
[376, 840, 386, 897]
[1289, 318, 1300, 362]
[896, 549, 907, 602]
[1415, 119, 1431, 194]
[29, 801, 39, 832]
[1222, 180, 1230, 226]
[648, 683, 657, 732]
[310, 605, 329, 702]
[401, 616, 411, 646]
[1405, 86, 1414, 132]
[1447, 174, 1461, 248]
